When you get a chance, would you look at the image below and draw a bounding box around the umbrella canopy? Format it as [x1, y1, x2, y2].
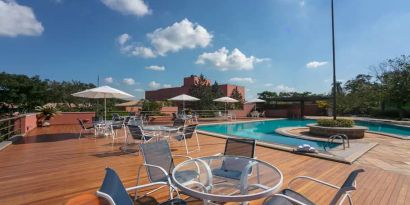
[213, 97, 239, 103]
[246, 98, 266, 103]
[245, 98, 266, 111]
[168, 94, 199, 110]
[213, 97, 239, 113]
[72, 86, 134, 121]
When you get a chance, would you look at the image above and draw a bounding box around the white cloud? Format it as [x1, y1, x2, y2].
[148, 81, 161, 89]
[134, 88, 144, 92]
[145, 65, 165, 71]
[130, 46, 156, 58]
[0, 0, 44, 37]
[306, 61, 328, 69]
[273, 84, 295, 93]
[196, 47, 269, 71]
[264, 83, 274, 87]
[101, 0, 151, 17]
[123, 78, 135, 85]
[163, 84, 172, 88]
[229, 77, 254, 83]
[104, 77, 113, 84]
[117, 33, 130, 45]
[148, 18, 213, 56]
[116, 19, 212, 58]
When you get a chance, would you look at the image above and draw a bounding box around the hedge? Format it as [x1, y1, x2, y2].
[317, 119, 354, 127]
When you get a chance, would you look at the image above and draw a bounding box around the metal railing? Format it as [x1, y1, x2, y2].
[106, 110, 233, 119]
[0, 115, 23, 142]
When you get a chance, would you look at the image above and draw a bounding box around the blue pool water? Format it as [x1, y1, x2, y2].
[355, 121, 410, 137]
[198, 119, 410, 150]
[198, 119, 338, 150]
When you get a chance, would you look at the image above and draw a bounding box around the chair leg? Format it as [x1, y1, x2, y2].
[182, 135, 189, 154]
[79, 130, 82, 139]
[195, 132, 200, 151]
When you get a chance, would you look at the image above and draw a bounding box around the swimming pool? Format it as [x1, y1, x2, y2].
[198, 119, 410, 150]
[355, 121, 410, 137]
[198, 119, 339, 150]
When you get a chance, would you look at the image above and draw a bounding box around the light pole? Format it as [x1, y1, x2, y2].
[331, 0, 337, 120]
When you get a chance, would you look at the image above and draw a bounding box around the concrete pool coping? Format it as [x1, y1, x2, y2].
[198, 118, 377, 164]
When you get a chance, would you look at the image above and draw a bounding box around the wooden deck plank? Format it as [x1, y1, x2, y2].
[0, 124, 408, 205]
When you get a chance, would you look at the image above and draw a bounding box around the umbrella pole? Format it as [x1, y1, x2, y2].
[104, 96, 107, 122]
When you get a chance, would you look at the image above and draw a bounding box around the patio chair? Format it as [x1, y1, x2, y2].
[121, 125, 155, 153]
[212, 137, 256, 180]
[96, 167, 187, 205]
[78, 119, 95, 139]
[263, 169, 365, 205]
[173, 124, 200, 154]
[135, 140, 199, 200]
[112, 113, 122, 121]
[110, 120, 124, 144]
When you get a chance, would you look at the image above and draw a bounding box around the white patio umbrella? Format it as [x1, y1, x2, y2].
[213, 96, 239, 114]
[168, 94, 200, 110]
[72, 86, 134, 121]
[246, 98, 266, 111]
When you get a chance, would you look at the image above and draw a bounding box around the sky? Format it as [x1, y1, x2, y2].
[1, 0, 410, 100]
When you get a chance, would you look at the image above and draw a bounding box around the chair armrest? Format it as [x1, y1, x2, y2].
[213, 153, 223, 156]
[270, 194, 310, 205]
[172, 155, 193, 160]
[142, 163, 170, 177]
[288, 176, 340, 190]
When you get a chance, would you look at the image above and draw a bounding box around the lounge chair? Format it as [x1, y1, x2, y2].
[263, 169, 365, 205]
[96, 167, 187, 205]
[78, 119, 95, 139]
[173, 124, 200, 154]
[135, 140, 199, 200]
[212, 138, 256, 180]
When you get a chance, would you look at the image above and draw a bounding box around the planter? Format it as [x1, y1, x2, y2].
[307, 123, 368, 139]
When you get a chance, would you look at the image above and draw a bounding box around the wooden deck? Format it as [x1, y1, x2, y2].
[0, 124, 409, 205]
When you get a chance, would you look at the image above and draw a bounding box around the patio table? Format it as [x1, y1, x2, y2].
[142, 125, 180, 139]
[172, 156, 283, 204]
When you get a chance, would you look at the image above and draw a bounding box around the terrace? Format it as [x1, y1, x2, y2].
[1, 119, 410, 205]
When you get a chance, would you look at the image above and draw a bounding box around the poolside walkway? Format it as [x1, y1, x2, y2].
[0, 124, 409, 204]
[289, 128, 410, 175]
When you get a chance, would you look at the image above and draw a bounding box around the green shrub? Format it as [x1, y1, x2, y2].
[317, 119, 354, 127]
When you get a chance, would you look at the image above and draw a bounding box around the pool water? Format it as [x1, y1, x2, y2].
[198, 119, 410, 151]
[355, 121, 410, 137]
[198, 119, 338, 151]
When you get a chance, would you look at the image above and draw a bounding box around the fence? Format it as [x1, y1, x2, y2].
[0, 115, 24, 142]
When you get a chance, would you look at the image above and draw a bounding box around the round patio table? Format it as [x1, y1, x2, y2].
[172, 156, 283, 204]
[143, 125, 179, 132]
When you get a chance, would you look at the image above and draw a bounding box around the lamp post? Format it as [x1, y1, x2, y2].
[331, 0, 337, 120]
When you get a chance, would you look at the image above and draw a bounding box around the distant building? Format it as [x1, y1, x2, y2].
[145, 75, 245, 101]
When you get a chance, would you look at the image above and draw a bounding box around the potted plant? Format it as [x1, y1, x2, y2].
[35, 104, 61, 127]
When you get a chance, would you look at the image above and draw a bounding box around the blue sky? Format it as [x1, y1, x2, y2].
[1, 0, 410, 100]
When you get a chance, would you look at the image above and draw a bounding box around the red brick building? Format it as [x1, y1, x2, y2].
[145, 75, 245, 101]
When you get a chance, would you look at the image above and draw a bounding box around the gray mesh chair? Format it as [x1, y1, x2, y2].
[174, 124, 200, 154]
[121, 125, 154, 153]
[263, 169, 365, 205]
[135, 140, 199, 200]
[78, 119, 95, 139]
[212, 138, 256, 180]
[97, 167, 186, 205]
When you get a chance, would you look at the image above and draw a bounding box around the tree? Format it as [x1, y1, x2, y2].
[189, 74, 215, 110]
[230, 86, 244, 109]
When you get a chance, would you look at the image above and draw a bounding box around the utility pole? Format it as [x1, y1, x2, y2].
[331, 0, 337, 120]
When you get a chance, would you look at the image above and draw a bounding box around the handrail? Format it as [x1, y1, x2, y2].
[0, 115, 24, 142]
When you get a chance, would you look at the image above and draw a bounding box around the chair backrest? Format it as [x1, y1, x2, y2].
[123, 116, 131, 125]
[329, 169, 365, 205]
[112, 113, 121, 121]
[97, 168, 133, 205]
[78, 119, 86, 130]
[224, 137, 256, 158]
[127, 125, 145, 140]
[140, 140, 174, 183]
[172, 113, 177, 121]
[182, 124, 197, 139]
[173, 119, 185, 127]
[128, 117, 143, 127]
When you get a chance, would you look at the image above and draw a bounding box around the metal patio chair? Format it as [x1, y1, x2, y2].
[263, 169, 365, 205]
[135, 140, 199, 200]
[121, 125, 154, 153]
[96, 167, 186, 205]
[77, 119, 95, 139]
[173, 124, 200, 154]
[212, 137, 256, 180]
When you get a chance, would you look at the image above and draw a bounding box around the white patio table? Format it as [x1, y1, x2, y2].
[172, 156, 283, 204]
